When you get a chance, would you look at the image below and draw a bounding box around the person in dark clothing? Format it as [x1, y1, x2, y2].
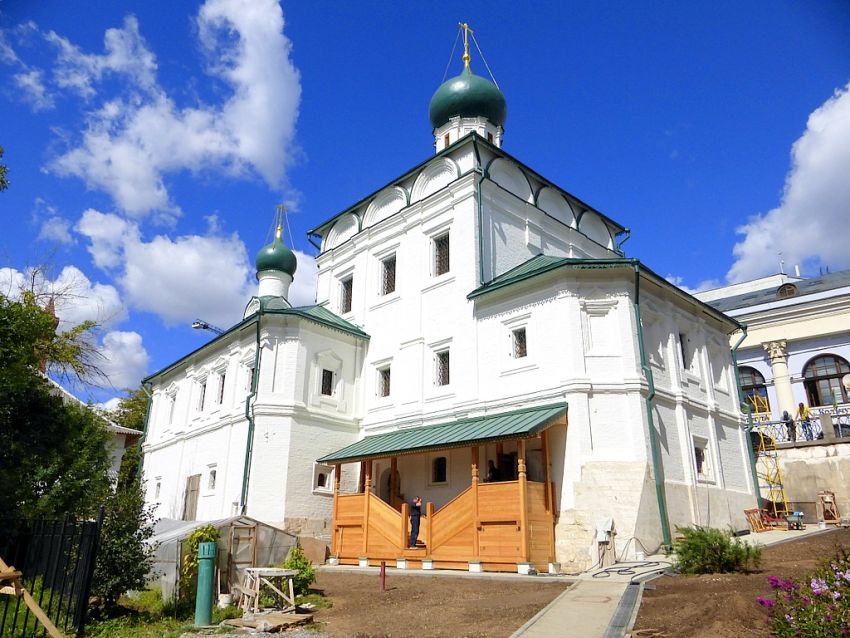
[409, 496, 422, 548]
[486, 459, 500, 483]
[782, 410, 796, 442]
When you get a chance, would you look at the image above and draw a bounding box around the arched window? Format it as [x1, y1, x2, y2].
[739, 366, 770, 413]
[804, 355, 850, 406]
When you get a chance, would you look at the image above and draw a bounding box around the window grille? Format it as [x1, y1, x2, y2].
[434, 233, 450, 276]
[321, 369, 334, 396]
[381, 255, 396, 295]
[436, 350, 450, 386]
[341, 277, 353, 313]
[512, 328, 527, 358]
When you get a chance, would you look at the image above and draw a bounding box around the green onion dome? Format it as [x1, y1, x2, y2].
[429, 65, 507, 130]
[255, 234, 297, 278]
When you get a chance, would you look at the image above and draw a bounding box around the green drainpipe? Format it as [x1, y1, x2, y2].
[472, 135, 487, 286]
[730, 325, 761, 505]
[633, 263, 673, 548]
[239, 310, 263, 514]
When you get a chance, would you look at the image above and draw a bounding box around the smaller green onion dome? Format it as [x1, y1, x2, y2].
[429, 65, 507, 130]
[255, 235, 297, 278]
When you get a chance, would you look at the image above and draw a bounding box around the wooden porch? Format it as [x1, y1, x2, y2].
[329, 434, 559, 572]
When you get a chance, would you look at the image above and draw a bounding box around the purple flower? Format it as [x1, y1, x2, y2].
[833, 591, 842, 600]
[785, 614, 793, 623]
[768, 575, 782, 589]
[811, 578, 829, 596]
[802, 595, 812, 605]
[756, 596, 776, 609]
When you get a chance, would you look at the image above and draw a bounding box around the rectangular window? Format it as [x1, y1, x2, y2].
[197, 380, 207, 411]
[340, 276, 353, 313]
[208, 468, 217, 490]
[693, 437, 712, 480]
[678, 332, 691, 369]
[434, 233, 450, 277]
[432, 456, 447, 483]
[486, 132, 494, 143]
[443, 133, 450, 147]
[378, 367, 391, 397]
[154, 479, 162, 499]
[512, 327, 527, 358]
[321, 369, 334, 396]
[435, 350, 450, 386]
[381, 255, 396, 295]
[217, 372, 226, 404]
[167, 394, 177, 424]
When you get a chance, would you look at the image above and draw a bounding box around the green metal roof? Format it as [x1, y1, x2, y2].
[466, 254, 740, 329]
[317, 402, 567, 464]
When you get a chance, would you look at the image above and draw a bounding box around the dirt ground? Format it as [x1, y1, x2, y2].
[632, 528, 850, 638]
[309, 571, 567, 638]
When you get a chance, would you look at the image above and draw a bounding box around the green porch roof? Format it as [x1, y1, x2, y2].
[317, 402, 567, 464]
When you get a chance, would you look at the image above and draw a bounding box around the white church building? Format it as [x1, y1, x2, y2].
[142, 40, 757, 571]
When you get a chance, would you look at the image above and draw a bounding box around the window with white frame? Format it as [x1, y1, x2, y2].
[512, 327, 528, 358]
[435, 349, 450, 386]
[207, 465, 217, 491]
[380, 254, 396, 295]
[692, 436, 713, 481]
[154, 478, 162, 500]
[678, 331, 696, 371]
[340, 276, 354, 314]
[433, 232, 450, 277]
[216, 370, 227, 405]
[313, 463, 334, 493]
[166, 390, 177, 425]
[377, 366, 391, 397]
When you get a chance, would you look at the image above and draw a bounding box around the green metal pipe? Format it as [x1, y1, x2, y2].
[730, 325, 761, 505]
[239, 310, 263, 514]
[194, 541, 218, 627]
[633, 264, 673, 548]
[472, 134, 487, 286]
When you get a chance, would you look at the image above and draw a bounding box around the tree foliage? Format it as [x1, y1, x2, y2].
[0, 144, 8, 191]
[0, 293, 111, 520]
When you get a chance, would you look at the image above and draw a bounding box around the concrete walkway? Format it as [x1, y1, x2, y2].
[511, 526, 839, 638]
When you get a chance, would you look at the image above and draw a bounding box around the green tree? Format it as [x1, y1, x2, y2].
[111, 386, 149, 433]
[0, 292, 112, 520]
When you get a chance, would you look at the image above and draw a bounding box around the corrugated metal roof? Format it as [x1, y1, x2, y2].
[707, 269, 850, 312]
[318, 402, 567, 464]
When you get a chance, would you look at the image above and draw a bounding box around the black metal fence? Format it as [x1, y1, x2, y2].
[1, 511, 103, 638]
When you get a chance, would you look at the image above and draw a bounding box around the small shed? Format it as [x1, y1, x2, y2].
[148, 516, 296, 599]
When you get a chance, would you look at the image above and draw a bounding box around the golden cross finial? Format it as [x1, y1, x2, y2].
[459, 22, 473, 67]
[275, 203, 286, 240]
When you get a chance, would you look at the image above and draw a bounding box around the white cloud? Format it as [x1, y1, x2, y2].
[98, 397, 122, 412]
[99, 330, 149, 389]
[15, 69, 54, 110]
[44, 0, 301, 216]
[727, 81, 850, 283]
[665, 275, 722, 296]
[75, 208, 133, 268]
[38, 216, 75, 244]
[289, 250, 317, 307]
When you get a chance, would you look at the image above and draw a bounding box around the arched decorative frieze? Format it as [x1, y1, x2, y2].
[486, 158, 533, 203]
[410, 157, 460, 204]
[363, 186, 408, 229]
[535, 186, 575, 227]
[578, 211, 614, 249]
[323, 213, 360, 250]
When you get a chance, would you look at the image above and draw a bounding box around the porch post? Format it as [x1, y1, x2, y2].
[471, 445, 480, 558]
[390, 457, 398, 509]
[425, 502, 434, 552]
[518, 439, 529, 562]
[541, 431, 552, 512]
[332, 464, 341, 555]
[362, 460, 372, 557]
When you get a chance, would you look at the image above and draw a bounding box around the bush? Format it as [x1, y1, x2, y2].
[281, 543, 315, 596]
[179, 525, 219, 601]
[757, 548, 850, 636]
[673, 526, 761, 574]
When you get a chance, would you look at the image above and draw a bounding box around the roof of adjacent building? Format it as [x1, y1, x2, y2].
[318, 402, 567, 464]
[706, 269, 850, 313]
[143, 304, 368, 383]
[466, 254, 740, 328]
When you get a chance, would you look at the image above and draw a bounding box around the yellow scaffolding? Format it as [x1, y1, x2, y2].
[751, 422, 790, 518]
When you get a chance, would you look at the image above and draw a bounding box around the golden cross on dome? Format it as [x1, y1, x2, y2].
[275, 203, 286, 240]
[459, 22, 473, 67]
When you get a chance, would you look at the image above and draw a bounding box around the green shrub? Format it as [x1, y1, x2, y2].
[179, 525, 219, 601]
[673, 526, 761, 574]
[211, 604, 242, 624]
[281, 543, 315, 596]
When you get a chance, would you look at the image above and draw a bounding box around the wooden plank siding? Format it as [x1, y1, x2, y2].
[332, 479, 554, 571]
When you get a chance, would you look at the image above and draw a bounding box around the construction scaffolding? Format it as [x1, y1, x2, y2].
[750, 421, 790, 518]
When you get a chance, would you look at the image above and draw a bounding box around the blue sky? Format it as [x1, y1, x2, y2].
[1, 1, 849, 404]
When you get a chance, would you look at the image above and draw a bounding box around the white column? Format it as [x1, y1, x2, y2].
[763, 341, 796, 418]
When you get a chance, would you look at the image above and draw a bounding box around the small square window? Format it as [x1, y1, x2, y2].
[313, 464, 334, 493]
[434, 233, 450, 277]
[512, 327, 527, 358]
[341, 277, 354, 314]
[432, 456, 447, 483]
[378, 367, 391, 397]
[321, 369, 335, 396]
[381, 255, 396, 295]
[435, 350, 450, 386]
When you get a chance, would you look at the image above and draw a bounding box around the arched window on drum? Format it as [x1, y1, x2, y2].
[803, 355, 850, 407]
[739, 366, 770, 414]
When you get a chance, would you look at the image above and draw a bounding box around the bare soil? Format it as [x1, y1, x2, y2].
[632, 528, 850, 638]
[309, 571, 567, 638]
